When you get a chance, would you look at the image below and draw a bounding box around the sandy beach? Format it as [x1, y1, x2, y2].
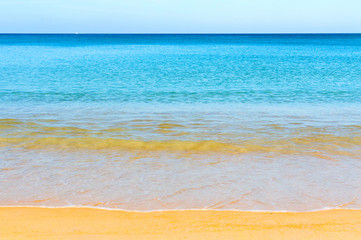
[1, 207, 361, 239]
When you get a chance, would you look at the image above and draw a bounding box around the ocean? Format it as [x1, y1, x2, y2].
[1, 34, 361, 211]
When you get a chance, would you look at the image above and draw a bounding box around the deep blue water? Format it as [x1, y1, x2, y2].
[1, 34, 361, 105]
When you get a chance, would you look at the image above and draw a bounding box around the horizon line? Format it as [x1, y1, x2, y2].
[1, 32, 361, 35]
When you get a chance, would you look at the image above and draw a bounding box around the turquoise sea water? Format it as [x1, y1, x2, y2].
[1, 34, 361, 211]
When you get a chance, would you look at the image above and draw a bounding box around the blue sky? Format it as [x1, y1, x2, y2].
[0, 0, 360, 33]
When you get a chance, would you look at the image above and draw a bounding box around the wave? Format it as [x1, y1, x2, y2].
[1, 136, 360, 158]
[1, 118, 360, 157]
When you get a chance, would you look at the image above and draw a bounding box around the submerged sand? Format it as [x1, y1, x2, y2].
[1, 207, 361, 240]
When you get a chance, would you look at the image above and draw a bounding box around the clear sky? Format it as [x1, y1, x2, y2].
[0, 0, 360, 33]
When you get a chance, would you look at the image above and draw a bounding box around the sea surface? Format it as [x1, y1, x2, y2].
[1, 34, 361, 211]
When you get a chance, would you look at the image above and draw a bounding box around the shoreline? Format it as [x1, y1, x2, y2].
[0, 205, 357, 212]
[1, 207, 361, 239]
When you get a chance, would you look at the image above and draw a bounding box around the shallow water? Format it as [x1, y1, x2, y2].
[1, 34, 361, 211]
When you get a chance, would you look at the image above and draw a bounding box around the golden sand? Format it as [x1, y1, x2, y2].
[1, 207, 361, 240]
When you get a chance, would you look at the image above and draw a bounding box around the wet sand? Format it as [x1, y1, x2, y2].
[1, 207, 361, 239]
